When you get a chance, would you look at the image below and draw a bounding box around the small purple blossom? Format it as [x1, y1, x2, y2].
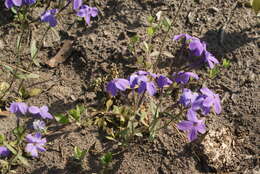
[173, 33, 193, 41]
[188, 39, 205, 57]
[129, 71, 157, 96]
[138, 81, 157, 96]
[33, 120, 46, 131]
[28, 106, 53, 119]
[203, 51, 219, 69]
[0, 146, 10, 157]
[76, 5, 98, 25]
[25, 133, 46, 157]
[179, 88, 199, 107]
[73, 0, 82, 10]
[190, 95, 211, 116]
[23, 0, 36, 5]
[129, 71, 149, 89]
[173, 71, 199, 84]
[9, 102, 28, 116]
[106, 78, 130, 96]
[200, 87, 221, 114]
[156, 75, 173, 88]
[5, 0, 22, 8]
[41, 9, 58, 27]
[177, 111, 206, 142]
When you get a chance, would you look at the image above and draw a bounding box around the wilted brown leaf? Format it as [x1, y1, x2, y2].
[46, 40, 73, 67]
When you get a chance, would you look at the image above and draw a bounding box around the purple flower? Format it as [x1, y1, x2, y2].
[23, 0, 36, 5]
[177, 110, 206, 142]
[41, 9, 58, 27]
[203, 51, 219, 69]
[0, 146, 10, 157]
[156, 75, 173, 88]
[190, 95, 211, 116]
[106, 78, 130, 96]
[25, 133, 46, 157]
[173, 33, 193, 41]
[9, 102, 28, 116]
[179, 88, 199, 107]
[129, 71, 149, 89]
[200, 88, 221, 114]
[129, 71, 157, 96]
[73, 0, 82, 10]
[189, 39, 205, 57]
[138, 81, 157, 96]
[28, 106, 53, 119]
[76, 5, 98, 25]
[173, 71, 199, 84]
[33, 120, 46, 131]
[5, 0, 22, 8]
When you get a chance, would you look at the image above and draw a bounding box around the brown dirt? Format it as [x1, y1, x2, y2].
[0, 0, 259, 173]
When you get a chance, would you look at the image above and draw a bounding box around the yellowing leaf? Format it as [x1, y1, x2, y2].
[28, 88, 42, 97]
[252, 0, 260, 14]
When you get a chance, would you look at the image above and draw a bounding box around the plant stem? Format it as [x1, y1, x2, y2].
[17, 26, 51, 92]
[153, 0, 186, 72]
[0, 27, 26, 101]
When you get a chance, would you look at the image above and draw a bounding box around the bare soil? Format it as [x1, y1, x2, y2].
[0, 0, 259, 173]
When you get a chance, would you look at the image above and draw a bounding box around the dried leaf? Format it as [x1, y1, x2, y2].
[150, 51, 160, 57]
[46, 40, 73, 68]
[163, 51, 174, 58]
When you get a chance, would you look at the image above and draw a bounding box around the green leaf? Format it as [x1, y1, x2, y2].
[100, 152, 112, 166]
[3, 142, 17, 155]
[147, 27, 156, 37]
[32, 58, 41, 67]
[208, 67, 220, 78]
[143, 41, 149, 52]
[130, 35, 139, 44]
[18, 87, 29, 99]
[105, 136, 117, 142]
[252, 0, 260, 14]
[54, 114, 70, 124]
[147, 16, 154, 24]
[74, 146, 88, 160]
[0, 134, 5, 144]
[222, 58, 230, 68]
[17, 155, 30, 167]
[1, 64, 14, 73]
[11, 7, 17, 14]
[106, 99, 113, 111]
[30, 39, 37, 59]
[15, 73, 39, 79]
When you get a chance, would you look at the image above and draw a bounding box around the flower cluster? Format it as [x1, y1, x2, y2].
[107, 70, 201, 96]
[173, 34, 219, 69]
[40, 0, 98, 27]
[177, 87, 221, 141]
[7, 102, 52, 157]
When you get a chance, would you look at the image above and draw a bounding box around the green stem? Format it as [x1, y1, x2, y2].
[17, 26, 51, 92]
[153, 0, 186, 72]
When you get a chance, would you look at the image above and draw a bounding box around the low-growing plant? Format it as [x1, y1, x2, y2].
[0, 102, 54, 174]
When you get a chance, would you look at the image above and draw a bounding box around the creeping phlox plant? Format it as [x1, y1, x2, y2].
[103, 34, 221, 143]
[0, 102, 53, 173]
